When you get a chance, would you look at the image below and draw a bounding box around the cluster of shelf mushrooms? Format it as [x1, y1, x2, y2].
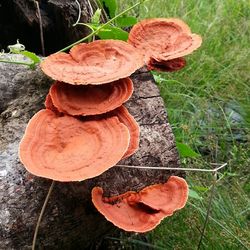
[19, 18, 202, 232]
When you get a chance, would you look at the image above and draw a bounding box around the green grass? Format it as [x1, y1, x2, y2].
[117, 0, 250, 249]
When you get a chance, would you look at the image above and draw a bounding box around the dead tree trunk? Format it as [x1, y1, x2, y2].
[0, 56, 182, 249]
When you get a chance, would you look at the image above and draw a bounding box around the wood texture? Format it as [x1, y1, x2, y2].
[0, 0, 91, 54]
[0, 55, 182, 249]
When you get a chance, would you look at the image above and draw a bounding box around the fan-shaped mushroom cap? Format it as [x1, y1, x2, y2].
[40, 40, 144, 85]
[111, 106, 140, 159]
[19, 109, 130, 182]
[49, 78, 133, 116]
[139, 176, 188, 214]
[128, 18, 202, 63]
[92, 186, 163, 232]
[91, 176, 188, 232]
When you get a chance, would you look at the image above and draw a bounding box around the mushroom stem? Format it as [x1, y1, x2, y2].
[32, 181, 55, 250]
[58, 0, 149, 52]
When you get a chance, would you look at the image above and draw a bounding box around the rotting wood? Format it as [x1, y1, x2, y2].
[0, 56, 182, 249]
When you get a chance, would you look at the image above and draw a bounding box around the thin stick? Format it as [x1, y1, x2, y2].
[116, 163, 228, 173]
[35, 1, 45, 56]
[197, 172, 217, 250]
[32, 181, 55, 250]
[72, 0, 82, 26]
[87, 0, 94, 16]
[0, 60, 33, 67]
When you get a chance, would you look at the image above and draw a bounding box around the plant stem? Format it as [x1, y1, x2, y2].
[0, 59, 32, 67]
[197, 172, 217, 250]
[75, 23, 95, 32]
[35, 1, 45, 56]
[58, 0, 147, 52]
[189, 203, 249, 250]
[32, 181, 55, 250]
[72, 0, 82, 26]
[117, 163, 227, 173]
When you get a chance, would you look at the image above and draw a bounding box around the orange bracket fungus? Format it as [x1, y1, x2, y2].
[44, 93, 59, 113]
[128, 18, 202, 71]
[40, 40, 144, 85]
[111, 106, 140, 159]
[92, 176, 188, 232]
[48, 78, 133, 116]
[18, 20, 194, 233]
[19, 109, 130, 182]
[20, 39, 143, 182]
[147, 57, 186, 72]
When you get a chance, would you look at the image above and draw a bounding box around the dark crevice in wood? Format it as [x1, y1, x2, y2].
[137, 95, 162, 99]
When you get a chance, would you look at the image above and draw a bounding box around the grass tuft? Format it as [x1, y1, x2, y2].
[118, 0, 250, 249]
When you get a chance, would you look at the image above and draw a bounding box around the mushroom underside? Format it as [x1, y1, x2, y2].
[92, 176, 189, 232]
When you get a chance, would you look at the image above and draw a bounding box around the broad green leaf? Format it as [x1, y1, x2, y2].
[19, 50, 41, 64]
[91, 8, 102, 24]
[116, 16, 137, 28]
[189, 188, 203, 200]
[12, 50, 41, 69]
[101, 0, 117, 18]
[176, 142, 200, 158]
[96, 25, 128, 41]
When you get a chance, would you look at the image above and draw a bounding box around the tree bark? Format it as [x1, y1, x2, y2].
[0, 56, 183, 250]
[0, 0, 92, 55]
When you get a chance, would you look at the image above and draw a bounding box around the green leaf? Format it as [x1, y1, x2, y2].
[189, 188, 203, 200]
[11, 50, 41, 69]
[116, 16, 137, 27]
[92, 24, 128, 41]
[101, 0, 117, 18]
[176, 142, 200, 158]
[91, 8, 102, 24]
[225, 172, 239, 177]
[192, 185, 209, 192]
[19, 50, 41, 64]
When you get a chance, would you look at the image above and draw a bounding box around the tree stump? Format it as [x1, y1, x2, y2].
[0, 55, 183, 249]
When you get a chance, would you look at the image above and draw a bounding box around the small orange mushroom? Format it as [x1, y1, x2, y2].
[147, 57, 186, 72]
[128, 18, 202, 71]
[19, 109, 130, 182]
[48, 78, 133, 116]
[92, 176, 188, 232]
[111, 106, 140, 159]
[40, 40, 144, 85]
